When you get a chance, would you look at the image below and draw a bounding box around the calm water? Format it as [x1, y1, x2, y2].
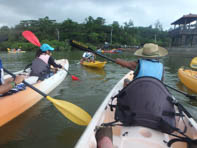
[1, 50, 197, 148]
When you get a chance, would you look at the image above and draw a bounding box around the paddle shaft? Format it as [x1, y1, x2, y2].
[63, 68, 71, 75]
[3, 68, 47, 97]
[165, 84, 196, 100]
[70, 40, 116, 63]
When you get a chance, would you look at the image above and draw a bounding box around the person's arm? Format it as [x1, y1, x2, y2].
[115, 58, 138, 70]
[48, 57, 62, 68]
[0, 75, 25, 94]
[0, 81, 15, 94]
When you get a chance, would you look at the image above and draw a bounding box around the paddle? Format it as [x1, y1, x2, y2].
[70, 40, 197, 100]
[63, 68, 79, 81]
[70, 40, 116, 63]
[3, 68, 91, 126]
[22, 31, 79, 81]
[22, 31, 41, 47]
[164, 84, 197, 100]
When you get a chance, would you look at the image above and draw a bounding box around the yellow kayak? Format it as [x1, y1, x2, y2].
[81, 61, 107, 69]
[8, 51, 26, 54]
[178, 68, 197, 93]
[190, 57, 197, 69]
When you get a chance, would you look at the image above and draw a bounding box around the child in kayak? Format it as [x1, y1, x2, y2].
[80, 52, 95, 64]
[30, 43, 62, 80]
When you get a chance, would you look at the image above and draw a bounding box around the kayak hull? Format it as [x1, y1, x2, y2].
[0, 59, 68, 127]
[178, 68, 197, 93]
[76, 71, 197, 148]
[81, 61, 107, 69]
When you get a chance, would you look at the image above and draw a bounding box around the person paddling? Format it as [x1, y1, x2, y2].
[30, 43, 62, 80]
[116, 43, 168, 81]
[80, 52, 95, 64]
[95, 43, 168, 148]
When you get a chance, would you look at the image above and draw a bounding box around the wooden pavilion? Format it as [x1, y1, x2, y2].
[169, 13, 197, 47]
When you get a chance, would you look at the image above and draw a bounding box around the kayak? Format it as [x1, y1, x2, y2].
[178, 68, 197, 93]
[190, 57, 197, 69]
[75, 71, 197, 148]
[0, 59, 68, 127]
[81, 61, 107, 69]
[8, 51, 26, 54]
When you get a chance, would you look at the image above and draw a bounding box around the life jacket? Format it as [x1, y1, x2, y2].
[39, 54, 50, 64]
[0, 59, 4, 85]
[134, 59, 163, 80]
[30, 57, 50, 80]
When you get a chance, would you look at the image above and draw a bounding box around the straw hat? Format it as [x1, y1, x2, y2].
[134, 43, 168, 58]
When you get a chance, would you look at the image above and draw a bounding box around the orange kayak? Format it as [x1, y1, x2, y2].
[0, 59, 68, 127]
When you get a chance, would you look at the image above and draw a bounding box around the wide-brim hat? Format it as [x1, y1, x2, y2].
[40, 43, 54, 52]
[134, 43, 168, 58]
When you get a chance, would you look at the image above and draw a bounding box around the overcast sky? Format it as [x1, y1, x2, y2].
[0, 0, 197, 30]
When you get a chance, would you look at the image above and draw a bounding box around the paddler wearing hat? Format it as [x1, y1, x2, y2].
[116, 43, 168, 81]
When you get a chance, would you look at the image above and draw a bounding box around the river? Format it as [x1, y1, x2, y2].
[0, 49, 197, 148]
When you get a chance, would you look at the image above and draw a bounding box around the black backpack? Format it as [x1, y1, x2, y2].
[111, 76, 176, 133]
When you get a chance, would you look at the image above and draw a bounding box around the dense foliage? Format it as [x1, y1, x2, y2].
[0, 16, 171, 51]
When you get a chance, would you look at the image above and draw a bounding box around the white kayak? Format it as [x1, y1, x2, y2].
[0, 59, 68, 127]
[75, 71, 197, 148]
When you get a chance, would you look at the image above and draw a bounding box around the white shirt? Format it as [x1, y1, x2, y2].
[82, 52, 93, 58]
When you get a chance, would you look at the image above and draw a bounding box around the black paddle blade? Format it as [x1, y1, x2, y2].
[70, 40, 116, 63]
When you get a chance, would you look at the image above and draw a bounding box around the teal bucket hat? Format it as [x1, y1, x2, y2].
[40, 43, 54, 52]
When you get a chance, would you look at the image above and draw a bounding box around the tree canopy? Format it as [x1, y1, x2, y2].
[0, 16, 171, 51]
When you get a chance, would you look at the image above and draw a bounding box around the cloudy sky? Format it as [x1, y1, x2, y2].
[0, 0, 197, 30]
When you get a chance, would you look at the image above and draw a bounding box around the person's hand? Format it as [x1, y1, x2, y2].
[51, 67, 58, 73]
[14, 75, 25, 84]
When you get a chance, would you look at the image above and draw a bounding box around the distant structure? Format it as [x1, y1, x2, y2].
[169, 13, 197, 47]
[20, 19, 56, 27]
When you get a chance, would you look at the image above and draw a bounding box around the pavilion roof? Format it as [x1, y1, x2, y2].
[171, 13, 197, 25]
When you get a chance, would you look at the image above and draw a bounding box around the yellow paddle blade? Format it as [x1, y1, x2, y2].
[190, 57, 197, 69]
[46, 96, 91, 126]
